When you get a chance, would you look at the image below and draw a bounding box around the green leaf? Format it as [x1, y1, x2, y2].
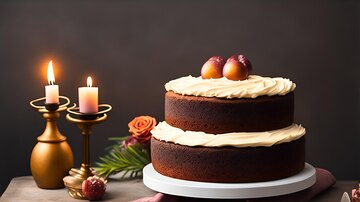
[94, 140, 151, 179]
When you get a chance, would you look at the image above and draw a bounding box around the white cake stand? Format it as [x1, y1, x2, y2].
[143, 163, 316, 199]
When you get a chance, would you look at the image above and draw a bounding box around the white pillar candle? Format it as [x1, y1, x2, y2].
[45, 60, 59, 103]
[79, 76, 98, 113]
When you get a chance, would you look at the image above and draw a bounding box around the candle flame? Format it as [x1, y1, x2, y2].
[87, 76, 92, 87]
[47, 60, 55, 85]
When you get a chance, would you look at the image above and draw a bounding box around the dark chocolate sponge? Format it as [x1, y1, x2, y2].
[151, 137, 305, 183]
[165, 91, 294, 133]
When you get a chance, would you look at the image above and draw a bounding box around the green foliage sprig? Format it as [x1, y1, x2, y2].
[94, 136, 151, 179]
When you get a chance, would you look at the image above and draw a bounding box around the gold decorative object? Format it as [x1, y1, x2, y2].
[63, 104, 112, 199]
[29, 96, 74, 189]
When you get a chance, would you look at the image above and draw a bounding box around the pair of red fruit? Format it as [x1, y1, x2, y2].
[201, 55, 252, 81]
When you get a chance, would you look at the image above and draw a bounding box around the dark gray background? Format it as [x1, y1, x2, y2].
[0, 0, 359, 195]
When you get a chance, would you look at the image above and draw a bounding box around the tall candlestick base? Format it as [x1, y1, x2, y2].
[29, 96, 74, 189]
[63, 104, 112, 199]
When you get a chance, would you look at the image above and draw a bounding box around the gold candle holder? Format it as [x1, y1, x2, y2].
[29, 96, 74, 189]
[63, 104, 112, 199]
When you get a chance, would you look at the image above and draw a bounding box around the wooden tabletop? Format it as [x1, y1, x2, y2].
[0, 176, 357, 202]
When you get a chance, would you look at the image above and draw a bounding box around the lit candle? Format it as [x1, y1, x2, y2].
[45, 60, 59, 103]
[79, 76, 98, 113]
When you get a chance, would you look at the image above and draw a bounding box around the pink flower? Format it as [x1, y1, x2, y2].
[352, 184, 360, 202]
[121, 136, 139, 149]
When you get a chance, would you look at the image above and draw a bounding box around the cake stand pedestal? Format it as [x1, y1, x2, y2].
[143, 163, 316, 199]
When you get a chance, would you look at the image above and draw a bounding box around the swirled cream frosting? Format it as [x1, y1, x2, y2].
[151, 122, 305, 148]
[165, 75, 296, 99]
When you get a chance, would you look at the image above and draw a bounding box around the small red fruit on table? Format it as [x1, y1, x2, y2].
[82, 176, 107, 200]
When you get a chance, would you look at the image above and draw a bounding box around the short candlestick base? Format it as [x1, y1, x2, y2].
[63, 167, 94, 200]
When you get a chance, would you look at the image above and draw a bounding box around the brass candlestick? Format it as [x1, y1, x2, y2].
[29, 96, 74, 189]
[63, 104, 112, 199]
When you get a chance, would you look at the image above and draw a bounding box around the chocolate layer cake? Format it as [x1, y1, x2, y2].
[151, 75, 305, 183]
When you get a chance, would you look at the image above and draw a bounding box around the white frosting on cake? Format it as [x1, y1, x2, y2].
[151, 121, 305, 148]
[165, 75, 296, 99]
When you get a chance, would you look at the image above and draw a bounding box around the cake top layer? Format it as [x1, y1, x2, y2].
[151, 121, 305, 148]
[165, 75, 296, 99]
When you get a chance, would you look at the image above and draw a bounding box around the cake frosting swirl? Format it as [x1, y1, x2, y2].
[151, 121, 305, 148]
[165, 75, 296, 99]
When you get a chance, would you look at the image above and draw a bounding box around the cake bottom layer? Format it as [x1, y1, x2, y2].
[151, 136, 305, 183]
